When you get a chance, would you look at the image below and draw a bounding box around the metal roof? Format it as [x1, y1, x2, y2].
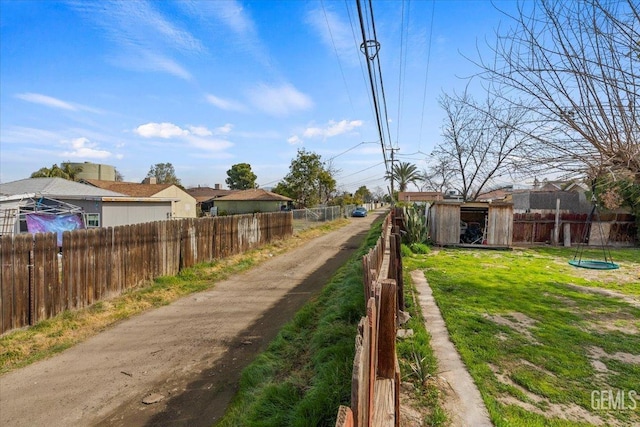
[0, 178, 125, 198]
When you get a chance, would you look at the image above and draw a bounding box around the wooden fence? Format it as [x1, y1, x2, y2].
[337, 209, 404, 427]
[0, 212, 292, 335]
[512, 213, 636, 245]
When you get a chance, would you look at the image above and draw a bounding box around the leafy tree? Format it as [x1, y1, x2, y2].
[354, 185, 372, 204]
[225, 163, 258, 190]
[30, 162, 83, 180]
[385, 161, 422, 193]
[146, 163, 181, 186]
[272, 149, 336, 208]
[328, 191, 356, 207]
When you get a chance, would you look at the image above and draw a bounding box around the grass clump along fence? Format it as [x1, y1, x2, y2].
[403, 247, 640, 427]
[216, 219, 383, 426]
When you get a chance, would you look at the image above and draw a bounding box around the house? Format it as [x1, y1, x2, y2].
[477, 186, 513, 202]
[0, 178, 174, 230]
[82, 178, 197, 218]
[212, 188, 293, 215]
[186, 184, 237, 216]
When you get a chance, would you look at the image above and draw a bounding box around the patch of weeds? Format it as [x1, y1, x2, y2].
[401, 243, 413, 258]
[409, 242, 430, 254]
[396, 272, 446, 427]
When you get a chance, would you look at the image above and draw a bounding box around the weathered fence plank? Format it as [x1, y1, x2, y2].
[86, 228, 97, 306]
[335, 405, 354, 427]
[378, 279, 397, 380]
[13, 234, 31, 329]
[1, 235, 14, 334]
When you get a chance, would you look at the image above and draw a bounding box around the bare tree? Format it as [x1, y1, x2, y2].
[421, 157, 455, 193]
[432, 90, 535, 201]
[472, 0, 639, 180]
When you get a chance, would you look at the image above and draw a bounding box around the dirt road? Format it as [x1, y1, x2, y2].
[0, 210, 384, 427]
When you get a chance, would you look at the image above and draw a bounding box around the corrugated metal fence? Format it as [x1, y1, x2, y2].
[0, 212, 292, 334]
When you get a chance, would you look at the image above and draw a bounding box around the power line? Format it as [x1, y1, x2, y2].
[321, 0, 356, 116]
[368, 0, 395, 152]
[418, 0, 436, 151]
[336, 161, 385, 179]
[395, 0, 410, 148]
[356, 0, 389, 171]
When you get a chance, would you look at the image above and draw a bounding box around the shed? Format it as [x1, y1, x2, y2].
[213, 189, 292, 215]
[429, 201, 513, 247]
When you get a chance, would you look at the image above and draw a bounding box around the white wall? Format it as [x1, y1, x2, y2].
[102, 202, 172, 227]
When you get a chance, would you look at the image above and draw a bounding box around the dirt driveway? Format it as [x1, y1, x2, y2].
[0, 210, 384, 427]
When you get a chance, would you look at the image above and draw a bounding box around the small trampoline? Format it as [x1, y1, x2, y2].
[568, 259, 619, 270]
[569, 189, 619, 271]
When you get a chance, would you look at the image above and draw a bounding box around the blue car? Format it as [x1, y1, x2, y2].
[351, 207, 367, 217]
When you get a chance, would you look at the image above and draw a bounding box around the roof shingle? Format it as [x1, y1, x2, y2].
[82, 179, 173, 197]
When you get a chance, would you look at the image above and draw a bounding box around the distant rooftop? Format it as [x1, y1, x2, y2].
[82, 179, 174, 197]
[186, 186, 238, 202]
[214, 188, 291, 202]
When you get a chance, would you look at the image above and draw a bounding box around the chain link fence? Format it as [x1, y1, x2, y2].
[291, 205, 357, 232]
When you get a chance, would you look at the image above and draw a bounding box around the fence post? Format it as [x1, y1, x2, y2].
[377, 279, 397, 379]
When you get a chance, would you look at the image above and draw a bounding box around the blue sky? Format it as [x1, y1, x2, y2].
[1, 0, 515, 193]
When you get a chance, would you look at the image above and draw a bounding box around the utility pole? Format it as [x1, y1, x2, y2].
[387, 147, 399, 205]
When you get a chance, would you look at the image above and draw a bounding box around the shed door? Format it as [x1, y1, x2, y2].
[487, 206, 513, 246]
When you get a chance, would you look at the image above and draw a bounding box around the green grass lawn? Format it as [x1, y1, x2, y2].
[403, 247, 640, 427]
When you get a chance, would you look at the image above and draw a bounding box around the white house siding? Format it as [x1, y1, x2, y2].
[101, 201, 172, 227]
[154, 187, 197, 218]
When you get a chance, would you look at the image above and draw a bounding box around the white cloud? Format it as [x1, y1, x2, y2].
[206, 94, 247, 112]
[15, 93, 105, 114]
[180, 1, 273, 69]
[287, 135, 302, 145]
[215, 123, 234, 134]
[188, 136, 233, 152]
[306, 7, 357, 65]
[62, 137, 112, 159]
[134, 122, 189, 139]
[15, 93, 76, 111]
[247, 84, 313, 117]
[297, 120, 364, 142]
[1, 126, 62, 144]
[133, 122, 233, 152]
[68, 1, 202, 80]
[188, 125, 213, 136]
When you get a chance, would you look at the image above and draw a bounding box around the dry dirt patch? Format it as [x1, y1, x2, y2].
[488, 363, 613, 426]
[483, 312, 540, 344]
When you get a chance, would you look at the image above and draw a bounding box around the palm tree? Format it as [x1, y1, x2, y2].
[385, 161, 423, 192]
[30, 162, 83, 180]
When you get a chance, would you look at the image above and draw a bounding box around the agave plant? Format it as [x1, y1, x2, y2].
[402, 204, 429, 244]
